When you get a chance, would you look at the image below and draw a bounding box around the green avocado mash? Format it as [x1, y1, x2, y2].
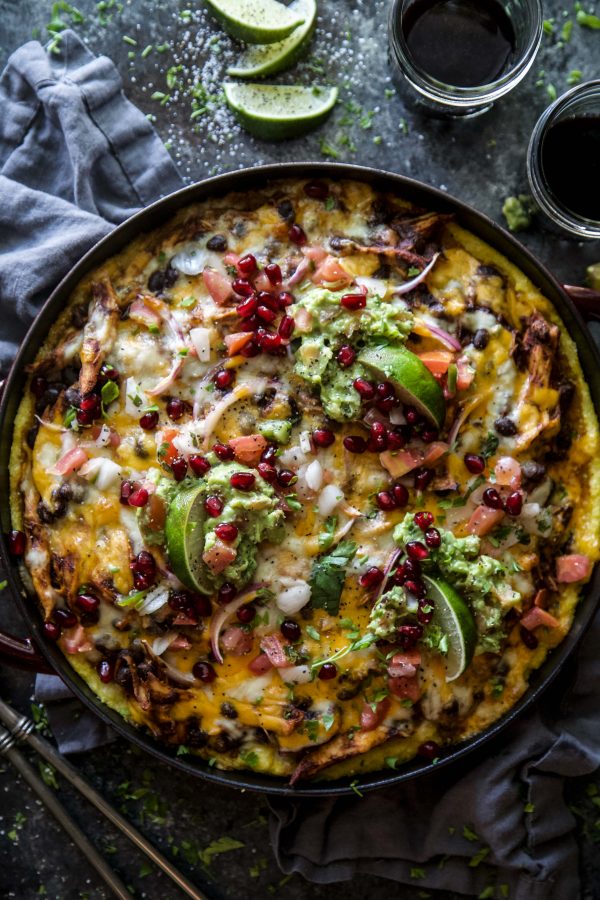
[367, 585, 412, 640]
[291, 287, 413, 422]
[501, 195, 536, 233]
[393, 514, 520, 653]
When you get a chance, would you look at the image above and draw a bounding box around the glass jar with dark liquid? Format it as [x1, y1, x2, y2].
[389, 0, 543, 116]
[528, 80, 600, 239]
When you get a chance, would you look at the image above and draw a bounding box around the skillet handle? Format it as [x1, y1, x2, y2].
[0, 632, 53, 673]
[563, 285, 600, 322]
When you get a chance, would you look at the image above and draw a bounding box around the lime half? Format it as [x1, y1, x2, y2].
[227, 0, 317, 78]
[423, 575, 477, 682]
[205, 0, 305, 44]
[358, 345, 446, 429]
[223, 83, 338, 140]
[165, 485, 211, 594]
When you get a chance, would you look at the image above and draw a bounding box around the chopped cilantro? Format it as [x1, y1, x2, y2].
[543, 18, 555, 34]
[561, 19, 573, 40]
[524, 801, 535, 813]
[481, 432, 499, 459]
[478, 888, 495, 899]
[240, 749, 259, 768]
[199, 836, 245, 868]
[64, 406, 77, 428]
[410, 867, 426, 879]
[284, 494, 303, 512]
[385, 757, 399, 769]
[138, 861, 153, 878]
[321, 712, 335, 732]
[462, 824, 480, 842]
[38, 762, 58, 789]
[100, 380, 120, 413]
[567, 69, 583, 85]
[176, 745, 190, 756]
[309, 541, 357, 616]
[318, 515, 338, 550]
[320, 140, 340, 159]
[577, 9, 600, 28]
[0, 580, 6, 591]
[350, 779, 363, 797]
[306, 625, 321, 641]
[324, 196, 336, 211]
[122, 34, 137, 45]
[469, 846, 490, 867]
[181, 295, 196, 308]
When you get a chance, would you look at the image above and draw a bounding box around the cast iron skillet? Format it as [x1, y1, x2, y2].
[1, 162, 599, 797]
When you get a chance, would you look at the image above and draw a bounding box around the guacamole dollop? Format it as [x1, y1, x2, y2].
[368, 585, 412, 641]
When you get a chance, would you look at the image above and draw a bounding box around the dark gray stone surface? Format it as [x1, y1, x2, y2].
[0, 1, 599, 898]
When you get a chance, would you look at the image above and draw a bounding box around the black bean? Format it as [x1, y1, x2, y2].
[521, 461, 546, 484]
[220, 702, 238, 720]
[148, 270, 165, 293]
[163, 264, 179, 288]
[494, 416, 518, 436]
[70, 304, 88, 328]
[64, 386, 81, 408]
[473, 328, 489, 350]
[37, 501, 55, 524]
[26, 425, 39, 449]
[558, 381, 576, 413]
[477, 264, 502, 279]
[206, 234, 227, 252]
[276, 199, 294, 222]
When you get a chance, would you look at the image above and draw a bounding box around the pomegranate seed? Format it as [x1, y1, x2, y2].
[218, 582, 236, 605]
[75, 593, 99, 613]
[31, 375, 48, 399]
[230, 472, 256, 491]
[54, 608, 77, 628]
[318, 662, 338, 680]
[258, 461, 277, 482]
[120, 481, 135, 504]
[403, 559, 422, 578]
[261, 444, 277, 463]
[215, 523, 238, 542]
[260, 332, 285, 354]
[483, 488, 504, 510]
[128, 488, 149, 507]
[353, 378, 375, 400]
[278, 315, 295, 339]
[240, 336, 260, 357]
[237, 253, 257, 276]
[133, 551, 156, 577]
[257, 291, 279, 311]
[278, 290, 294, 307]
[168, 590, 195, 613]
[398, 624, 423, 649]
[277, 469, 297, 488]
[76, 409, 94, 426]
[376, 395, 396, 414]
[171, 456, 188, 481]
[406, 541, 429, 561]
[139, 411, 159, 430]
[505, 491, 523, 517]
[340, 293, 367, 311]
[425, 528, 441, 548]
[392, 483, 409, 507]
[280, 620, 301, 641]
[465, 453, 485, 474]
[193, 661, 217, 682]
[80, 394, 101, 414]
[99, 365, 120, 384]
[232, 278, 254, 297]
[414, 468, 434, 491]
[304, 180, 329, 200]
[368, 426, 388, 453]
[166, 398, 186, 421]
[344, 435, 367, 454]
[98, 659, 114, 683]
[237, 603, 256, 624]
[404, 406, 421, 426]
[257, 305, 277, 324]
[133, 572, 152, 590]
[417, 607, 434, 625]
[289, 224, 307, 245]
[387, 429, 406, 451]
[265, 263, 282, 285]
[414, 511, 434, 531]
[405, 579, 426, 598]
[189, 454, 211, 476]
[313, 428, 335, 448]
[359, 567, 384, 590]
[520, 626, 539, 649]
[421, 429, 438, 444]
[205, 496, 224, 517]
[237, 296, 258, 318]
[214, 369, 234, 390]
[213, 442, 234, 461]
[394, 564, 407, 585]
[370, 421, 387, 439]
[376, 490, 396, 511]
[418, 740, 440, 760]
[195, 594, 212, 617]
[336, 345, 356, 367]
[43, 621, 61, 641]
[8, 530, 26, 556]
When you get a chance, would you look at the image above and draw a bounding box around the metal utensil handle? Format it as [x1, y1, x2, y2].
[0, 629, 52, 672]
[1, 734, 132, 899]
[0, 700, 207, 900]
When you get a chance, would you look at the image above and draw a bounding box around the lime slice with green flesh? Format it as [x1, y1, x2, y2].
[423, 575, 477, 682]
[227, 0, 316, 78]
[165, 485, 212, 594]
[205, 0, 305, 44]
[358, 345, 446, 429]
[223, 83, 338, 140]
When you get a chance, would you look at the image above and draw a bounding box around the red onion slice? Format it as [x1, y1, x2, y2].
[372, 547, 402, 606]
[209, 583, 267, 665]
[418, 319, 462, 351]
[392, 253, 440, 295]
[447, 395, 484, 448]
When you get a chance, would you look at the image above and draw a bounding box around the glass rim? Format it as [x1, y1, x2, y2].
[388, 0, 544, 108]
[527, 79, 600, 240]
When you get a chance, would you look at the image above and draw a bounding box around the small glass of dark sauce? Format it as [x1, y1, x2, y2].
[389, 0, 543, 116]
[528, 80, 600, 239]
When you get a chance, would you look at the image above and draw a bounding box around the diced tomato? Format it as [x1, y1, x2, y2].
[224, 332, 254, 356]
[456, 357, 475, 391]
[418, 351, 454, 376]
[533, 588, 549, 608]
[423, 442, 449, 468]
[556, 554, 592, 584]
[495, 456, 521, 489]
[302, 245, 328, 263]
[248, 653, 274, 675]
[520, 606, 560, 631]
[312, 256, 353, 286]
[294, 307, 313, 333]
[203, 267, 233, 305]
[388, 674, 421, 702]
[129, 299, 162, 329]
[54, 447, 89, 475]
[221, 626, 253, 656]
[62, 624, 93, 654]
[169, 635, 192, 650]
[159, 428, 180, 465]
[466, 505, 505, 536]
[223, 252, 240, 267]
[202, 539, 237, 575]
[229, 433, 267, 466]
[380, 449, 423, 478]
[173, 612, 198, 626]
[260, 634, 291, 668]
[388, 649, 421, 679]
[360, 698, 390, 732]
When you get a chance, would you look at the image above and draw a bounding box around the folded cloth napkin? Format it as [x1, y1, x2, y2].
[2, 29, 599, 900]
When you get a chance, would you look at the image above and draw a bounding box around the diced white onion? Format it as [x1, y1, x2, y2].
[278, 444, 308, 468]
[389, 407, 407, 425]
[171, 246, 208, 276]
[305, 459, 323, 492]
[280, 665, 312, 685]
[60, 430, 76, 454]
[318, 483, 344, 517]
[125, 377, 146, 417]
[522, 502, 540, 518]
[190, 327, 212, 362]
[151, 632, 177, 656]
[80, 457, 121, 489]
[276, 581, 311, 615]
[299, 431, 313, 455]
[139, 585, 171, 616]
[94, 424, 112, 447]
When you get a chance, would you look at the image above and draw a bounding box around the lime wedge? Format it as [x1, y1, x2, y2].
[223, 83, 338, 140]
[227, 0, 317, 78]
[205, 0, 304, 44]
[165, 485, 211, 594]
[423, 576, 477, 682]
[358, 345, 446, 429]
